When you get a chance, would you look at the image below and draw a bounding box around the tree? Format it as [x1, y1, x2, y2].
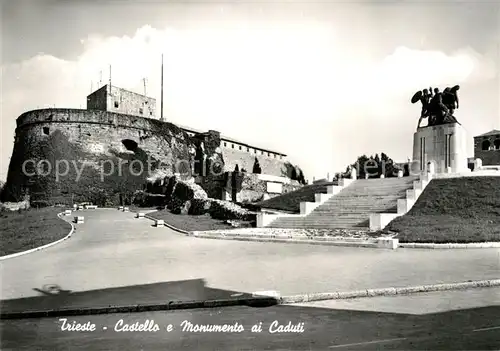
[291, 167, 297, 180]
[296, 169, 307, 185]
[234, 164, 239, 172]
[345, 152, 402, 178]
[252, 157, 262, 174]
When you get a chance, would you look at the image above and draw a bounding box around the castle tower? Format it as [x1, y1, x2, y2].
[86, 84, 157, 119]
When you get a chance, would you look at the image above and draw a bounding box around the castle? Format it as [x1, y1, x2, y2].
[2, 85, 302, 205]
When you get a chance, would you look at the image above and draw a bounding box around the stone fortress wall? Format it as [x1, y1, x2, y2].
[13, 108, 190, 164]
[2, 84, 298, 204]
[176, 128, 292, 178]
[217, 139, 287, 177]
[2, 108, 193, 203]
[3, 108, 295, 204]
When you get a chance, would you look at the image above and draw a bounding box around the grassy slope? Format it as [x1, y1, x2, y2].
[0, 207, 72, 256]
[256, 181, 337, 213]
[148, 210, 253, 232]
[387, 177, 500, 243]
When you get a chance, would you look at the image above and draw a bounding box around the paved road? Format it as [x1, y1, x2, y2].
[1, 209, 499, 307]
[1, 295, 499, 350]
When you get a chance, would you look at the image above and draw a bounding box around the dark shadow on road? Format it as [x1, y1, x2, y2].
[0, 279, 256, 314]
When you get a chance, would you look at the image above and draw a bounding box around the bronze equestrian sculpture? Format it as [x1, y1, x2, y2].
[412, 85, 460, 129]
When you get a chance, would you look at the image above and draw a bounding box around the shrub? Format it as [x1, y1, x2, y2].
[133, 191, 167, 207]
[30, 200, 51, 208]
[209, 199, 255, 221]
[169, 180, 208, 214]
[189, 198, 212, 215]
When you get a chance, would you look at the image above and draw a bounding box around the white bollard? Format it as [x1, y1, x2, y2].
[118, 206, 124, 210]
[136, 212, 145, 218]
[74, 216, 84, 224]
[64, 210, 72, 216]
[155, 219, 164, 227]
[397, 170, 403, 178]
[123, 207, 130, 212]
[380, 174, 385, 179]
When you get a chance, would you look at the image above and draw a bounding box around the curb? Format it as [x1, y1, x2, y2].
[400, 242, 500, 249]
[137, 212, 499, 250]
[0, 297, 278, 320]
[280, 278, 500, 304]
[0, 212, 75, 261]
[143, 213, 190, 235]
[191, 233, 382, 248]
[189, 232, 398, 249]
[1, 279, 498, 320]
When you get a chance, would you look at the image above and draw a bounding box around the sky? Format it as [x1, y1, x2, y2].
[1, 0, 499, 182]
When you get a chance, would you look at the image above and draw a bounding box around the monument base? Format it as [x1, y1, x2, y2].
[412, 122, 468, 174]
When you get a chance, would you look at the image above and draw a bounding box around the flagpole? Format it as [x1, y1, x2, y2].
[109, 65, 112, 95]
[161, 54, 164, 121]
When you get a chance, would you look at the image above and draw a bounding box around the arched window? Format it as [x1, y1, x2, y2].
[482, 140, 491, 151]
[494, 139, 500, 150]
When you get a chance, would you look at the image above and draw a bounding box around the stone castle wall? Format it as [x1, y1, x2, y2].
[2, 108, 196, 204]
[221, 147, 288, 177]
[2, 108, 292, 205]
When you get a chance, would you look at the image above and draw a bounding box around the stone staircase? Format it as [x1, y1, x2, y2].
[268, 176, 419, 229]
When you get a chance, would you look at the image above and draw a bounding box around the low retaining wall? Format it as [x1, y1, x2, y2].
[190, 231, 399, 249]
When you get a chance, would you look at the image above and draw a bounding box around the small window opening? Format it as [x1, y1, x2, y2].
[114, 101, 119, 108]
[43, 127, 50, 135]
[495, 139, 500, 150]
[482, 140, 491, 151]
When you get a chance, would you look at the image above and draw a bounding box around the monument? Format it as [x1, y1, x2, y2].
[411, 85, 468, 174]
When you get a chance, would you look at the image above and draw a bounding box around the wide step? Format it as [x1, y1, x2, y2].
[267, 176, 418, 229]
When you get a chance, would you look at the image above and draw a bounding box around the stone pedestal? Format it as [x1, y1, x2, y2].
[412, 123, 468, 174]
